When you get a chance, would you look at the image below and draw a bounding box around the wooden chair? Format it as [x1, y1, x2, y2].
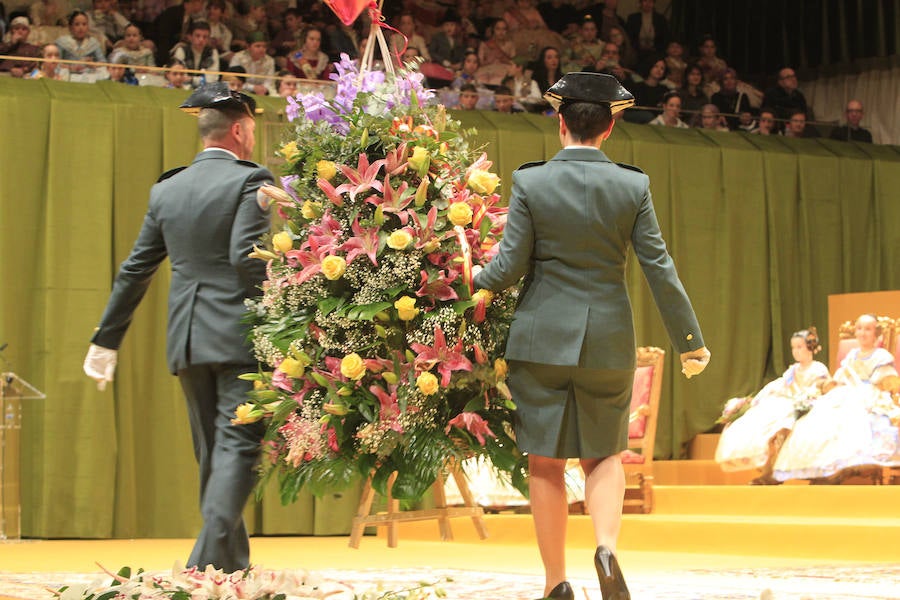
[621, 346, 666, 514]
[833, 316, 896, 372]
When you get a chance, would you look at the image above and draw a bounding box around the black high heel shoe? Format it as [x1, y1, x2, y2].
[536, 581, 574, 600]
[594, 546, 630, 600]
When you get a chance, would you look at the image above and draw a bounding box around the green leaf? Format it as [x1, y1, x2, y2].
[318, 296, 344, 316]
[343, 301, 393, 321]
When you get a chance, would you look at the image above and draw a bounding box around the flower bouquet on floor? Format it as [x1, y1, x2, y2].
[238, 54, 527, 503]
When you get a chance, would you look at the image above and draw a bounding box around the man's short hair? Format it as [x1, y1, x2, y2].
[559, 102, 612, 141]
[197, 107, 248, 139]
[188, 20, 212, 34]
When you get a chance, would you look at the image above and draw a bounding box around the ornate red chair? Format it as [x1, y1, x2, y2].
[621, 346, 666, 514]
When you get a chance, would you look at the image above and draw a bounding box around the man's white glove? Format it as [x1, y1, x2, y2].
[471, 264, 483, 277]
[83, 344, 118, 391]
[680, 347, 711, 379]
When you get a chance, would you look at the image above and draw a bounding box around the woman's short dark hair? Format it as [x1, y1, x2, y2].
[559, 102, 612, 141]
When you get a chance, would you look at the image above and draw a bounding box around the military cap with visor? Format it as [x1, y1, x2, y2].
[543, 72, 634, 114]
[179, 82, 258, 116]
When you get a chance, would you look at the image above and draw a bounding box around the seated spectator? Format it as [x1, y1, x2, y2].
[476, 18, 516, 86]
[0, 15, 41, 76]
[222, 63, 246, 91]
[648, 90, 688, 128]
[229, 30, 275, 94]
[502, 60, 542, 109]
[829, 99, 873, 143]
[783, 109, 819, 138]
[624, 0, 669, 71]
[324, 16, 359, 62]
[710, 68, 752, 129]
[390, 12, 430, 63]
[429, 10, 465, 71]
[452, 49, 481, 89]
[162, 57, 189, 88]
[763, 66, 809, 126]
[564, 16, 603, 74]
[695, 34, 727, 87]
[56, 10, 107, 76]
[270, 6, 300, 63]
[285, 26, 331, 81]
[737, 109, 757, 133]
[30, 0, 66, 27]
[752, 108, 777, 135]
[607, 25, 637, 71]
[663, 40, 686, 88]
[153, 0, 204, 65]
[628, 57, 669, 114]
[26, 41, 69, 79]
[172, 20, 219, 87]
[530, 45, 562, 95]
[104, 62, 139, 84]
[88, 0, 128, 49]
[110, 22, 155, 68]
[492, 84, 522, 113]
[456, 0, 484, 47]
[537, 0, 578, 37]
[276, 70, 298, 97]
[586, 41, 638, 90]
[504, 0, 561, 60]
[454, 82, 480, 109]
[679, 62, 709, 116]
[693, 103, 729, 131]
[229, 0, 266, 52]
[205, 0, 233, 62]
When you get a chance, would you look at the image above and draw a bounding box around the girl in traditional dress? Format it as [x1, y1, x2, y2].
[476, 18, 516, 86]
[55, 10, 106, 76]
[715, 327, 829, 483]
[773, 315, 900, 483]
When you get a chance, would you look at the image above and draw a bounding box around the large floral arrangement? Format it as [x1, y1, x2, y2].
[238, 55, 526, 502]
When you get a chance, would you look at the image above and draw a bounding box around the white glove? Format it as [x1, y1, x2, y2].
[83, 343, 118, 391]
[471, 265, 483, 277]
[680, 346, 711, 379]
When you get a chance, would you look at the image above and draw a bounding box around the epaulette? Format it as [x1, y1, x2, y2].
[236, 159, 262, 168]
[157, 166, 187, 182]
[616, 162, 645, 174]
[516, 160, 546, 171]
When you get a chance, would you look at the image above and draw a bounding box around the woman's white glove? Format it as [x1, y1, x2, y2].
[680, 347, 711, 379]
[83, 343, 118, 391]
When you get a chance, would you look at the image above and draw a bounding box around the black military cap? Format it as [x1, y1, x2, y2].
[543, 72, 635, 114]
[179, 82, 257, 116]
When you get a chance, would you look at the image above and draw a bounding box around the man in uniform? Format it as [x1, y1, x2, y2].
[473, 72, 710, 600]
[83, 83, 274, 573]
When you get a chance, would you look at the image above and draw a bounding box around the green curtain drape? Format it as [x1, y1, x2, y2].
[2, 78, 899, 539]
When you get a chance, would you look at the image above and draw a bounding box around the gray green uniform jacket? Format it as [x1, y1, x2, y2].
[91, 149, 273, 372]
[473, 146, 704, 370]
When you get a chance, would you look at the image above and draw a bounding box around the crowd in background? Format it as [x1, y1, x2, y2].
[0, 0, 878, 142]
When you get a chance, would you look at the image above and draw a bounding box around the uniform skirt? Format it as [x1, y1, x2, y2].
[509, 360, 634, 458]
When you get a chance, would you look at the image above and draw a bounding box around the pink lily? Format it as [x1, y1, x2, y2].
[284, 238, 330, 284]
[366, 174, 414, 224]
[410, 326, 472, 387]
[317, 178, 344, 207]
[384, 141, 409, 176]
[338, 153, 386, 200]
[307, 211, 344, 252]
[369, 384, 404, 430]
[340, 218, 381, 266]
[446, 411, 496, 445]
[415, 268, 459, 303]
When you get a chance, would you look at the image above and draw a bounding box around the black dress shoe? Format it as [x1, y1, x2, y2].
[537, 581, 574, 600]
[594, 545, 630, 600]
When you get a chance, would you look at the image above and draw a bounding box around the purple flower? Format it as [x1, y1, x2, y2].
[286, 95, 301, 122]
[280, 175, 300, 202]
[299, 92, 333, 123]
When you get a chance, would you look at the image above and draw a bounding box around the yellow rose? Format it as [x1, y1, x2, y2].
[416, 371, 439, 395]
[387, 229, 413, 250]
[472, 289, 494, 305]
[494, 358, 508, 379]
[316, 160, 337, 181]
[231, 403, 263, 425]
[301, 200, 323, 220]
[279, 357, 306, 378]
[280, 141, 300, 163]
[272, 231, 293, 253]
[408, 146, 431, 176]
[321, 255, 347, 280]
[448, 202, 473, 227]
[422, 238, 441, 253]
[394, 296, 419, 321]
[467, 169, 500, 195]
[340, 352, 367, 380]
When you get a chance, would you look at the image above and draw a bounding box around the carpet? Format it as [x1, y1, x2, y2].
[2, 564, 899, 600]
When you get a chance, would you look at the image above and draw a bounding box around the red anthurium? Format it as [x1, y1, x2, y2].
[410, 326, 472, 387]
[446, 411, 496, 445]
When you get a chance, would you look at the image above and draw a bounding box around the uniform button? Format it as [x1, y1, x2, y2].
[686, 334, 693, 341]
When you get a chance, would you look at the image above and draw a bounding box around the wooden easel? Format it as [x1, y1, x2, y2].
[348, 459, 488, 548]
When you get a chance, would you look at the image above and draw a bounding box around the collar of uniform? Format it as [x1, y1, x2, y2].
[195, 147, 240, 161]
[550, 146, 610, 163]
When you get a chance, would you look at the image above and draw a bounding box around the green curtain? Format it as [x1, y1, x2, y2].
[2, 78, 899, 538]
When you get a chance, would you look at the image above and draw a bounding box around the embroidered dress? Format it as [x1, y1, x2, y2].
[715, 361, 829, 471]
[773, 348, 900, 481]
